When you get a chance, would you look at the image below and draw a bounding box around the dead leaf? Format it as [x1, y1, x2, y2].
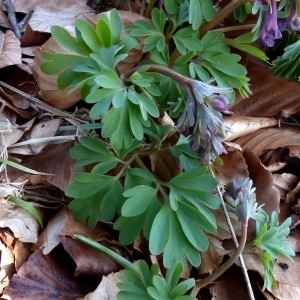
[0, 31, 22, 68]
[214, 149, 249, 186]
[224, 116, 278, 142]
[9, 118, 61, 155]
[198, 235, 227, 275]
[230, 61, 300, 118]
[8, 141, 76, 191]
[235, 126, 300, 157]
[244, 253, 300, 299]
[61, 236, 121, 278]
[273, 173, 299, 201]
[243, 149, 280, 215]
[3, 248, 96, 299]
[28, 0, 90, 33]
[32, 39, 82, 109]
[0, 199, 39, 243]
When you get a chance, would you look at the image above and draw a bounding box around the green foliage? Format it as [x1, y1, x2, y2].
[118, 260, 196, 300]
[272, 39, 300, 81]
[254, 210, 295, 290]
[41, 1, 298, 295]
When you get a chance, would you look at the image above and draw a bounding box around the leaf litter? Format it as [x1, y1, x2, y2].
[0, 1, 299, 300]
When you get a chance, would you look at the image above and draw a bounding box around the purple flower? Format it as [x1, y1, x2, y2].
[176, 79, 231, 162]
[260, 0, 282, 47]
[289, 3, 300, 31]
[205, 94, 229, 113]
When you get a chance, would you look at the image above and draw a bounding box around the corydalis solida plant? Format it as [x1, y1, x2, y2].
[40, 0, 297, 297]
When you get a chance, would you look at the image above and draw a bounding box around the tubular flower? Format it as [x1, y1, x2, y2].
[176, 79, 232, 162]
[223, 178, 257, 224]
[289, 3, 300, 31]
[260, 0, 282, 47]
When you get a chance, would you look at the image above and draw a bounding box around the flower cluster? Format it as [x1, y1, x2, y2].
[176, 79, 231, 162]
[288, 2, 300, 31]
[223, 177, 257, 224]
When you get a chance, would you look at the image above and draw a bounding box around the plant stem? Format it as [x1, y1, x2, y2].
[206, 163, 256, 300]
[124, 64, 190, 85]
[145, 0, 157, 18]
[199, 0, 251, 36]
[190, 222, 248, 296]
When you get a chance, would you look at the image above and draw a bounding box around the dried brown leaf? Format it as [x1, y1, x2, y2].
[9, 118, 61, 155]
[198, 235, 227, 275]
[0, 200, 39, 243]
[32, 40, 82, 109]
[3, 249, 95, 299]
[230, 62, 300, 118]
[61, 236, 121, 278]
[0, 31, 22, 68]
[224, 116, 278, 142]
[235, 126, 300, 157]
[28, 0, 90, 33]
[273, 173, 299, 201]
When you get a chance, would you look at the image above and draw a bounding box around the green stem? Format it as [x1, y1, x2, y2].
[190, 222, 248, 297]
[124, 64, 190, 85]
[199, 0, 251, 36]
[145, 0, 157, 18]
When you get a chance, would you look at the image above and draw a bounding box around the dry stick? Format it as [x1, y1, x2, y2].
[2, 0, 21, 38]
[0, 81, 86, 124]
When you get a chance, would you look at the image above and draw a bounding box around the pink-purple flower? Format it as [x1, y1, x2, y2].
[260, 0, 282, 47]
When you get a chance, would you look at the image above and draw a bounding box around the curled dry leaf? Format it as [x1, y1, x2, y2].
[273, 173, 299, 202]
[0, 31, 22, 68]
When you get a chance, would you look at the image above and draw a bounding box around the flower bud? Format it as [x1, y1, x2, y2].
[223, 178, 257, 224]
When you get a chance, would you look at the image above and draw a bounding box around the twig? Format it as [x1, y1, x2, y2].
[2, 0, 21, 38]
[0, 81, 87, 124]
[18, 10, 33, 30]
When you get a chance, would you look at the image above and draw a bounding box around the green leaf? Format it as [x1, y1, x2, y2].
[51, 25, 91, 55]
[41, 53, 88, 74]
[108, 9, 122, 44]
[122, 185, 158, 217]
[8, 196, 43, 228]
[76, 19, 102, 52]
[95, 69, 122, 89]
[149, 204, 171, 255]
[189, 0, 214, 30]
